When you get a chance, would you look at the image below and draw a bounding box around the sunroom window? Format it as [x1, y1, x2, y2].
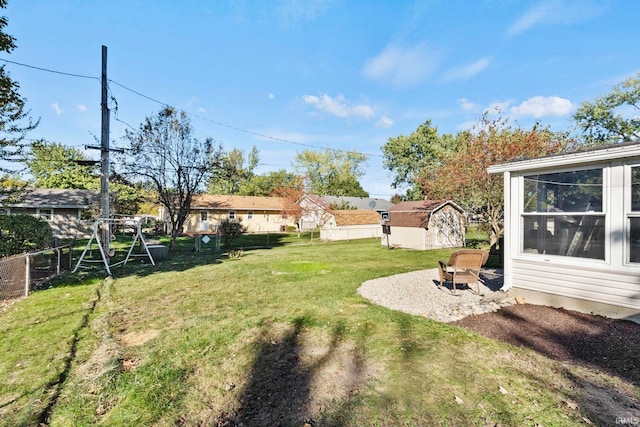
[521, 168, 605, 260]
[629, 166, 640, 263]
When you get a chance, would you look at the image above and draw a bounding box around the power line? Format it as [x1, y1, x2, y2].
[107, 78, 384, 158]
[1, 57, 385, 160]
[0, 57, 99, 81]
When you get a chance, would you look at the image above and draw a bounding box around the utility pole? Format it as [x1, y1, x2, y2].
[86, 46, 123, 265]
[100, 45, 111, 257]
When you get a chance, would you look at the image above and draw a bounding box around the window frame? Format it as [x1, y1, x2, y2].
[518, 165, 607, 262]
[37, 208, 53, 221]
[247, 210, 253, 220]
[228, 210, 236, 220]
[626, 163, 640, 264]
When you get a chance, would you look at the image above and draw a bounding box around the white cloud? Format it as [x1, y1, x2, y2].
[376, 115, 394, 129]
[458, 98, 477, 111]
[51, 102, 62, 115]
[507, 0, 604, 37]
[510, 96, 574, 118]
[268, 93, 275, 99]
[443, 57, 491, 82]
[198, 107, 207, 113]
[76, 104, 87, 112]
[303, 94, 375, 120]
[362, 42, 439, 87]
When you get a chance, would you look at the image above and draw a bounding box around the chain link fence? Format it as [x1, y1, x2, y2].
[0, 245, 73, 300]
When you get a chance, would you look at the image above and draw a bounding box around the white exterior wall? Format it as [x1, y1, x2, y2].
[321, 224, 381, 241]
[511, 258, 640, 310]
[492, 146, 640, 313]
[382, 226, 429, 250]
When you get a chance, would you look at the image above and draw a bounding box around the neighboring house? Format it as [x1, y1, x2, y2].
[185, 195, 296, 234]
[299, 195, 394, 230]
[0, 188, 99, 239]
[488, 142, 640, 320]
[383, 200, 466, 250]
[319, 209, 382, 241]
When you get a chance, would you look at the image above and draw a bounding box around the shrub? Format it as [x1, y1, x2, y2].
[285, 225, 297, 232]
[0, 214, 53, 257]
[218, 218, 246, 250]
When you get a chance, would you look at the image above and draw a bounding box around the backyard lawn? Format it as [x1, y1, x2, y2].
[0, 236, 635, 426]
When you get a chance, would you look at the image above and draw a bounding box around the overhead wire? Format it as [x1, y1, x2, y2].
[0, 57, 99, 81]
[0, 57, 393, 194]
[0, 57, 384, 159]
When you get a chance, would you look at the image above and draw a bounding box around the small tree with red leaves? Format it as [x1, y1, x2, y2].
[423, 114, 574, 246]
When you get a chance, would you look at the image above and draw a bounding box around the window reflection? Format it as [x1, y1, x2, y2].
[524, 169, 603, 213]
[523, 214, 605, 260]
[522, 168, 604, 260]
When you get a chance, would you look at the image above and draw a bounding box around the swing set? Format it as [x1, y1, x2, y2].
[73, 217, 155, 276]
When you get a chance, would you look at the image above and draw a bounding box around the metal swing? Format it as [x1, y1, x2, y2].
[73, 217, 155, 276]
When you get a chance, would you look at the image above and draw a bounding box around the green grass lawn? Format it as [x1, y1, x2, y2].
[0, 236, 629, 426]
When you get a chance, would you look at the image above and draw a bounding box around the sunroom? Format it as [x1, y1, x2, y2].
[488, 142, 640, 321]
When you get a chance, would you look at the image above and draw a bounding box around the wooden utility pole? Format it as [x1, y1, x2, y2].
[100, 45, 110, 256]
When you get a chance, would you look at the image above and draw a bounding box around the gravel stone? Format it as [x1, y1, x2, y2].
[357, 268, 512, 323]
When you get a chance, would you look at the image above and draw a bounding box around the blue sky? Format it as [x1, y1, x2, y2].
[2, 0, 640, 198]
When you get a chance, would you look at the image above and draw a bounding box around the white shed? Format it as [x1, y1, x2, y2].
[319, 210, 382, 241]
[488, 142, 640, 321]
[382, 200, 466, 250]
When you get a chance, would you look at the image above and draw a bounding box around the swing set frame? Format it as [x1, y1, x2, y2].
[73, 217, 155, 276]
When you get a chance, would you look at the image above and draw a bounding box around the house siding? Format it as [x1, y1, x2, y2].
[186, 209, 290, 233]
[9, 207, 92, 239]
[511, 259, 640, 310]
[490, 143, 640, 318]
[319, 210, 382, 241]
[320, 224, 381, 241]
[184, 195, 296, 234]
[383, 226, 430, 250]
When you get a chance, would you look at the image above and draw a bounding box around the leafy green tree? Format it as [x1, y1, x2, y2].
[108, 172, 144, 216]
[423, 114, 573, 245]
[0, 172, 27, 202]
[390, 193, 404, 204]
[238, 169, 301, 196]
[573, 72, 640, 144]
[208, 146, 259, 194]
[0, 214, 52, 257]
[294, 148, 368, 197]
[24, 141, 142, 215]
[25, 140, 98, 189]
[0, 0, 38, 175]
[121, 106, 223, 249]
[382, 120, 459, 200]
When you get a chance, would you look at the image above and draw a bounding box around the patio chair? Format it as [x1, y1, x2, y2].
[438, 249, 489, 294]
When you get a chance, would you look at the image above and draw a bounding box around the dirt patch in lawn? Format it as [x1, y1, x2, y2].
[212, 321, 381, 427]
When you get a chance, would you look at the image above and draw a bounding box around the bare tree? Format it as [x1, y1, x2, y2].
[121, 106, 221, 249]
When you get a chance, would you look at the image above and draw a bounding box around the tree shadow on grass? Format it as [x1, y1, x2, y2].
[218, 316, 369, 427]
